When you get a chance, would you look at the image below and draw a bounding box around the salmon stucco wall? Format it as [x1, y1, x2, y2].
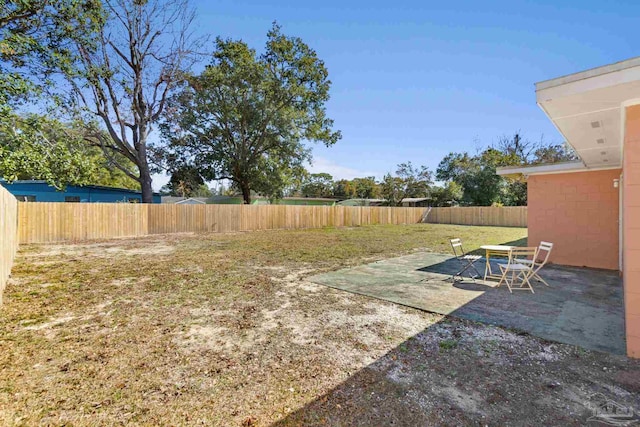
[527, 169, 620, 270]
[624, 104, 640, 358]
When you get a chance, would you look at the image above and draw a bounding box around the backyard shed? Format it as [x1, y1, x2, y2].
[497, 56, 640, 358]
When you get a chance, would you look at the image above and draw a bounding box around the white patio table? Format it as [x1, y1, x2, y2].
[480, 245, 514, 281]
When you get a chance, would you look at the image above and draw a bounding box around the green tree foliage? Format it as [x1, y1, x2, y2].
[294, 174, 382, 200]
[193, 185, 213, 198]
[0, 113, 138, 189]
[332, 179, 357, 199]
[494, 133, 578, 165]
[261, 164, 307, 202]
[533, 143, 579, 164]
[163, 166, 207, 197]
[352, 176, 380, 199]
[280, 167, 308, 198]
[0, 0, 104, 106]
[500, 179, 527, 206]
[380, 175, 404, 206]
[430, 181, 463, 206]
[301, 173, 334, 198]
[437, 133, 579, 206]
[0, 1, 107, 188]
[0, 113, 93, 187]
[161, 24, 341, 204]
[436, 149, 514, 206]
[380, 162, 432, 206]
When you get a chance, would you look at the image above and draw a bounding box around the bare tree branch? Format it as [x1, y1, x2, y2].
[63, 0, 204, 202]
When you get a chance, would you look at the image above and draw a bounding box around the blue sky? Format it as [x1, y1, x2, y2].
[156, 0, 638, 188]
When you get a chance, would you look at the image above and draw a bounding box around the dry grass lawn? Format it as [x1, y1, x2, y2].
[1, 224, 638, 426]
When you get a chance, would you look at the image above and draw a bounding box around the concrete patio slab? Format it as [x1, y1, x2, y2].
[310, 252, 625, 354]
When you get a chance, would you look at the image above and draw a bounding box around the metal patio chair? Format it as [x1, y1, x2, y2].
[450, 238, 482, 281]
[511, 241, 553, 286]
[497, 247, 539, 293]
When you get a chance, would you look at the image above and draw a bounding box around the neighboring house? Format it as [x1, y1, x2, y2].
[496, 56, 640, 358]
[161, 195, 337, 205]
[401, 197, 431, 207]
[207, 196, 244, 204]
[176, 198, 206, 205]
[272, 197, 336, 206]
[337, 198, 430, 207]
[161, 196, 184, 204]
[0, 180, 160, 203]
[175, 196, 338, 205]
[161, 196, 209, 204]
[337, 199, 384, 206]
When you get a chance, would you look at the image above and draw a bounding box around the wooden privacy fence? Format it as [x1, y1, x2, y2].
[17, 203, 430, 244]
[16, 203, 528, 244]
[18, 202, 149, 243]
[147, 204, 430, 234]
[424, 206, 528, 227]
[1, 187, 18, 305]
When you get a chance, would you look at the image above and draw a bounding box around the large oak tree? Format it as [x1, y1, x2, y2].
[161, 24, 341, 204]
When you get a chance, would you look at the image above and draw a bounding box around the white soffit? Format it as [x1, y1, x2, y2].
[536, 56, 640, 168]
[496, 161, 622, 179]
[497, 161, 585, 177]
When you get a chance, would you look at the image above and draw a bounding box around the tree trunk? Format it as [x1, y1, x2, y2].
[135, 131, 155, 203]
[240, 182, 251, 204]
[139, 162, 154, 204]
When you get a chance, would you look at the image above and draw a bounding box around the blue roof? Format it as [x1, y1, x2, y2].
[2, 180, 159, 196]
[1, 180, 161, 203]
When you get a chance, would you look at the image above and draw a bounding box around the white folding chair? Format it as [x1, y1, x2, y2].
[512, 241, 553, 286]
[497, 247, 538, 293]
[450, 238, 482, 282]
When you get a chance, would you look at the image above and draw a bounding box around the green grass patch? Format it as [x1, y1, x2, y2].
[439, 339, 459, 350]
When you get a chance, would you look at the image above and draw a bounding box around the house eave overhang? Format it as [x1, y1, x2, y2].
[536, 56, 640, 170]
[536, 57, 640, 92]
[496, 162, 620, 179]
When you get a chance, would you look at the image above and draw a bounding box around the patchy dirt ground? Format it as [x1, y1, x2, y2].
[0, 225, 638, 426]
